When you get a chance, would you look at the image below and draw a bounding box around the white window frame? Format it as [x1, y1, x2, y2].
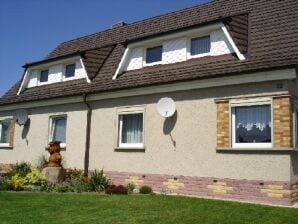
[49, 115, 67, 148]
[230, 98, 273, 149]
[116, 107, 145, 149]
[0, 118, 12, 147]
[143, 45, 163, 67]
[187, 34, 211, 59]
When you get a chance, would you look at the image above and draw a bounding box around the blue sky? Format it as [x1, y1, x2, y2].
[0, 0, 208, 97]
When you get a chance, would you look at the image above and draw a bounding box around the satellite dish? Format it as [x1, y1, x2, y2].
[13, 109, 28, 125]
[157, 97, 176, 118]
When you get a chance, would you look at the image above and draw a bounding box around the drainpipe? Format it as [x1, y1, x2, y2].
[83, 93, 92, 176]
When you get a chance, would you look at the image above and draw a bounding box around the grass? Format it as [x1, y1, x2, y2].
[0, 192, 297, 224]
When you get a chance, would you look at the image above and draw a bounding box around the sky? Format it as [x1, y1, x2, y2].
[0, 0, 209, 97]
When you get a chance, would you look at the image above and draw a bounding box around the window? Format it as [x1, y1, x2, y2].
[50, 116, 67, 147]
[190, 36, 210, 56]
[145, 46, 162, 64]
[65, 64, 76, 78]
[231, 100, 272, 148]
[118, 111, 144, 148]
[0, 120, 11, 146]
[40, 70, 49, 83]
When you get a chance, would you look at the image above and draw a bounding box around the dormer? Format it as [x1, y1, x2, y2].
[17, 55, 89, 94]
[113, 17, 247, 79]
[17, 44, 115, 95]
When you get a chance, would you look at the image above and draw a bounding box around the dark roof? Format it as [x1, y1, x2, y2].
[82, 45, 115, 80]
[223, 13, 248, 54]
[1, 0, 298, 106]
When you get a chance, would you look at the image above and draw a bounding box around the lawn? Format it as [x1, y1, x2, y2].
[0, 192, 297, 224]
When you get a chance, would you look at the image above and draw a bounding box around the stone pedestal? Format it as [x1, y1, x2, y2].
[42, 167, 65, 183]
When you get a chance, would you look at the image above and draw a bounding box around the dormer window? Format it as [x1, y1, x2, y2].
[145, 46, 162, 64]
[65, 64, 76, 78]
[40, 70, 49, 82]
[190, 36, 211, 56]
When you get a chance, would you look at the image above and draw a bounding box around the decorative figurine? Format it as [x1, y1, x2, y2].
[47, 141, 62, 167]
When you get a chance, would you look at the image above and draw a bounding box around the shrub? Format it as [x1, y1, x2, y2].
[139, 185, 153, 194]
[40, 182, 56, 192]
[67, 169, 88, 184]
[8, 162, 31, 178]
[25, 166, 45, 185]
[8, 165, 45, 191]
[55, 183, 75, 193]
[0, 177, 13, 191]
[73, 182, 90, 193]
[88, 169, 110, 192]
[10, 174, 25, 191]
[105, 185, 128, 195]
[127, 182, 136, 194]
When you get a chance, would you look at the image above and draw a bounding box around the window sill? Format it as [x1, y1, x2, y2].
[0, 146, 13, 150]
[188, 52, 211, 59]
[44, 146, 66, 151]
[143, 61, 162, 67]
[115, 147, 145, 152]
[216, 147, 297, 154]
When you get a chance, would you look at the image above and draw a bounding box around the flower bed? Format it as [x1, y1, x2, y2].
[0, 162, 152, 195]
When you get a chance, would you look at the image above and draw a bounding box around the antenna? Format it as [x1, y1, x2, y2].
[157, 97, 176, 118]
[13, 109, 29, 125]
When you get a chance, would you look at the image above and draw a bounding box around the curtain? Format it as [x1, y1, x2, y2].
[0, 121, 10, 143]
[235, 105, 271, 143]
[121, 113, 143, 144]
[52, 117, 67, 143]
[191, 36, 210, 55]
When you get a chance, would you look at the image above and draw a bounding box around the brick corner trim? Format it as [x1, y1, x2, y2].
[273, 96, 293, 148]
[216, 101, 229, 148]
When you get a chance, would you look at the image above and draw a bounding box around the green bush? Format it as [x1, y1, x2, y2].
[8, 162, 31, 178]
[7, 164, 45, 191]
[40, 182, 56, 192]
[88, 169, 110, 192]
[67, 169, 83, 181]
[55, 183, 75, 193]
[127, 182, 135, 194]
[66, 169, 90, 193]
[10, 174, 25, 191]
[0, 177, 13, 191]
[25, 166, 46, 185]
[139, 185, 153, 194]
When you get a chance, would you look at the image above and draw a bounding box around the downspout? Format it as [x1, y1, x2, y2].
[83, 93, 92, 176]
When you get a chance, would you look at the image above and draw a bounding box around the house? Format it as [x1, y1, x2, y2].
[0, 0, 298, 205]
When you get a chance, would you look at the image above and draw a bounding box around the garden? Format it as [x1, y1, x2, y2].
[0, 162, 151, 194]
[1, 162, 298, 224]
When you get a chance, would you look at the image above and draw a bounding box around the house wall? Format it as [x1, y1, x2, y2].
[0, 104, 87, 168]
[0, 80, 294, 181]
[1, 79, 297, 204]
[87, 81, 293, 182]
